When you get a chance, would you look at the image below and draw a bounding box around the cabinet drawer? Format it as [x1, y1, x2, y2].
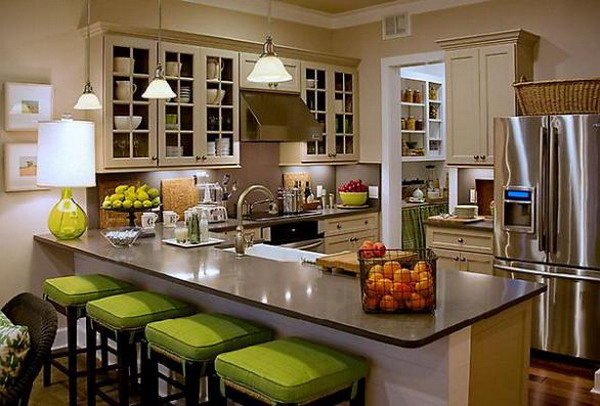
[426, 226, 492, 254]
[324, 229, 378, 255]
[434, 248, 463, 272]
[324, 213, 379, 236]
[461, 251, 494, 275]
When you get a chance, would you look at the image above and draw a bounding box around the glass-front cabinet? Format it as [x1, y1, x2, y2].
[200, 48, 240, 166]
[302, 64, 329, 162]
[104, 36, 158, 168]
[333, 68, 357, 161]
[159, 43, 201, 166]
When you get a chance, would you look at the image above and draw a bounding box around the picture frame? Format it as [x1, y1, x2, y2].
[4, 82, 53, 131]
[3, 143, 49, 192]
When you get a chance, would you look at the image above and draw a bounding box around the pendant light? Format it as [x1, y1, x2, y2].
[247, 0, 292, 84]
[142, 0, 176, 99]
[74, 0, 102, 110]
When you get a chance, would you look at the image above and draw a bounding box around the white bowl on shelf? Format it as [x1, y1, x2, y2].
[114, 116, 142, 130]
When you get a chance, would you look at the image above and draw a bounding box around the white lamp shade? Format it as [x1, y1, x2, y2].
[142, 78, 176, 99]
[74, 91, 102, 110]
[37, 119, 96, 187]
[247, 55, 293, 83]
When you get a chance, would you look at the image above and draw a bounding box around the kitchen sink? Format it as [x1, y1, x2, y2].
[222, 243, 324, 263]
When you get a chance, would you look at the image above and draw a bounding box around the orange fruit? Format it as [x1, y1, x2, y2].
[363, 294, 379, 310]
[391, 282, 413, 301]
[415, 278, 432, 292]
[419, 271, 431, 281]
[368, 272, 383, 282]
[368, 265, 384, 279]
[406, 292, 426, 311]
[374, 278, 393, 295]
[410, 270, 421, 283]
[393, 268, 412, 283]
[379, 295, 399, 312]
[414, 261, 430, 274]
[383, 261, 401, 279]
[364, 279, 378, 298]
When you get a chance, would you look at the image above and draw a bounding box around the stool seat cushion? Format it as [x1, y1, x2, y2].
[43, 274, 134, 307]
[86, 291, 193, 330]
[146, 313, 272, 362]
[215, 337, 367, 404]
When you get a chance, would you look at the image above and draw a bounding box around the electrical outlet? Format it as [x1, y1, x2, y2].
[469, 189, 477, 203]
[368, 186, 379, 199]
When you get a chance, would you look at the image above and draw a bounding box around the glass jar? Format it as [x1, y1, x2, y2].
[403, 88, 413, 103]
[413, 90, 422, 104]
[429, 86, 438, 101]
[415, 119, 424, 131]
[407, 116, 416, 131]
[401, 117, 407, 130]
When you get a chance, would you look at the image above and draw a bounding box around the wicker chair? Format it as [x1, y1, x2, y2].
[0, 293, 58, 406]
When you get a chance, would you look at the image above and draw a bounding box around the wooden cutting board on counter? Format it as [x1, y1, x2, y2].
[427, 215, 485, 224]
[317, 251, 416, 275]
[161, 178, 197, 218]
[282, 172, 311, 189]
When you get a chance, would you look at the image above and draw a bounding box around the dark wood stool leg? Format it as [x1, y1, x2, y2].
[67, 307, 79, 406]
[184, 362, 201, 406]
[100, 334, 109, 371]
[116, 332, 130, 406]
[43, 357, 52, 387]
[140, 342, 159, 406]
[349, 378, 366, 406]
[207, 372, 226, 406]
[86, 318, 97, 406]
[128, 342, 138, 388]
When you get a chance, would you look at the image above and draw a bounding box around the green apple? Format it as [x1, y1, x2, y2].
[133, 200, 143, 209]
[115, 185, 129, 194]
[137, 190, 149, 201]
[152, 196, 161, 207]
[147, 188, 160, 199]
[124, 192, 137, 202]
[112, 200, 123, 209]
[110, 193, 124, 202]
[142, 200, 152, 208]
[138, 184, 149, 192]
[102, 201, 112, 209]
[122, 199, 133, 210]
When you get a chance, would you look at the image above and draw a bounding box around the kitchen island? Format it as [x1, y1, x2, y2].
[35, 228, 544, 406]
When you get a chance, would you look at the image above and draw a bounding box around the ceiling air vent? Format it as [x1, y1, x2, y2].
[382, 13, 411, 40]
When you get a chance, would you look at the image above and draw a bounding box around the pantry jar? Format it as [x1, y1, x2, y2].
[403, 88, 413, 103]
[407, 116, 416, 130]
[429, 86, 438, 101]
[415, 119, 424, 131]
[413, 90, 422, 104]
[401, 117, 407, 130]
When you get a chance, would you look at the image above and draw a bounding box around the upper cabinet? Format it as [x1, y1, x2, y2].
[437, 29, 538, 166]
[239, 52, 301, 93]
[279, 63, 359, 165]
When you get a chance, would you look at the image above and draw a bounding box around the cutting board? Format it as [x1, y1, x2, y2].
[316, 250, 416, 275]
[161, 178, 197, 218]
[428, 215, 485, 224]
[283, 172, 311, 189]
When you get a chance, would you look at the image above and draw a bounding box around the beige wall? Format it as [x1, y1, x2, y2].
[332, 0, 600, 162]
[0, 0, 332, 304]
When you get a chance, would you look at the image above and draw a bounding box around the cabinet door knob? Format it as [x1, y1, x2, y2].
[457, 238, 464, 243]
[151, 156, 158, 161]
[460, 257, 467, 262]
[473, 155, 480, 160]
[480, 155, 486, 160]
[453, 256, 460, 261]
[364, 220, 369, 225]
[337, 224, 342, 230]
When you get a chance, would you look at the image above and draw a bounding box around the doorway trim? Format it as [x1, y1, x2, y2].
[380, 51, 444, 247]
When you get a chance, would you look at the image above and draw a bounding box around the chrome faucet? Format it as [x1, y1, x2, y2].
[235, 184, 276, 256]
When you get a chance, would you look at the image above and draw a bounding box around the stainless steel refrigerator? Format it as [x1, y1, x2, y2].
[494, 114, 600, 361]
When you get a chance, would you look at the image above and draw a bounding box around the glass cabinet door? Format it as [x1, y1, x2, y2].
[333, 69, 358, 161]
[302, 65, 329, 161]
[105, 36, 157, 168]
[158, 43, 201, 166]
[200, 48, 239, 166]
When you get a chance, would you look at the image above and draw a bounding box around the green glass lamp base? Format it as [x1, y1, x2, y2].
[48, 188, 88, 240]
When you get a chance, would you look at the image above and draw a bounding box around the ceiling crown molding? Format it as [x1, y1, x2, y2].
[184, 0, 490, 29]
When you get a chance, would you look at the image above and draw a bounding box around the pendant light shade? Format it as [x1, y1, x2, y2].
[74, 0, 101, 110]
[143, 0, 176, 99]
[247, 0, 291, 84]
[247, 36, 292, 83]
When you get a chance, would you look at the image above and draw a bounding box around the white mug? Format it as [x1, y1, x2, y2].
[162, 211, 180, 228]
[141, 212, 159, 228]
[165, 61, 182, 77]
[115, 81, 137, 101]
[114, 57, 135, 75]
[207, 58, 222, 80]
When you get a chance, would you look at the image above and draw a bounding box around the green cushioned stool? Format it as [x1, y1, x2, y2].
[86, 291, 194, 406]
[215, 337, 368, 406]
[142, 313, 273, 406]
[42, 274, 134, 406]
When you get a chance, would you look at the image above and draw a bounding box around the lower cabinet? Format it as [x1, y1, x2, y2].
[323, 213, 380, 254]
[426, 225, 494, 275]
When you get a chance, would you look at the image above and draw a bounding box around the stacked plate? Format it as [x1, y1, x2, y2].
[177, 86, 191, 103]
[207, 141, 216, 156]
[454, 205, 479, 219]
[219, 138, 230, 156]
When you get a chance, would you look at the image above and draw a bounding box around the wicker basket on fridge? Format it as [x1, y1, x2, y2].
[358, 248, 437, 314]
[513, 78, 600, 115]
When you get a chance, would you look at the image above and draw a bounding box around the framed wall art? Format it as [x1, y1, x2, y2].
[3, 143, 48, 192]
[4, 82, 53, 131]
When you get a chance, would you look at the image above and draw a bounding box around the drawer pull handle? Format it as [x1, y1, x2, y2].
[457, 238, 464, 243]
[337, 224, 342, 230]
[453, 256, 460, 261]
[460, 257, 466, 262]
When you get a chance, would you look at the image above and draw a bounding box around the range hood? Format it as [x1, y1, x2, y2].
[240, 90, 323, 142]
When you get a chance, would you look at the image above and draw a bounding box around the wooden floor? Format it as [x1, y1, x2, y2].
[30, 354, 600, 405]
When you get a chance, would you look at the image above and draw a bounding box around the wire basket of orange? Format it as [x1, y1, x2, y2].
[358, 248, 437, 313]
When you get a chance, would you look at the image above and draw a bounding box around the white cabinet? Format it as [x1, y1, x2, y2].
[438, 29, 538, 166]
[323, 213, 379, 254]
[239, 52, 301, 93]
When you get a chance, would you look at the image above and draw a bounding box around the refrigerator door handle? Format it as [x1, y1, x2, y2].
[548, 122, 559, 253]
[538, 125, 548, 252]
[495, 264, 600, 283]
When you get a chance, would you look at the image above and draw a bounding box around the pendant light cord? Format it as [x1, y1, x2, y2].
[157, 0, 162, 64]
[85, 0, 91, 84]
[267, 0, 272, 38]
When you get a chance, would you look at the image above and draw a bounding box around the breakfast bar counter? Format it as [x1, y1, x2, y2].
[34, 228, 544, 405]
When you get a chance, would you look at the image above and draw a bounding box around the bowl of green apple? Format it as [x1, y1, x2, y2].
[102, 184, 161, 226]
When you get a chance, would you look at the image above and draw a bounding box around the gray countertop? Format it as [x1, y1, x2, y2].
[425, 218, 494, 231]
[208, 206, 380, 233]
[34, 228, 543, 348]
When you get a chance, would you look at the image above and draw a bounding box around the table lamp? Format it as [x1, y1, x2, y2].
[37, 117, 96, 240]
